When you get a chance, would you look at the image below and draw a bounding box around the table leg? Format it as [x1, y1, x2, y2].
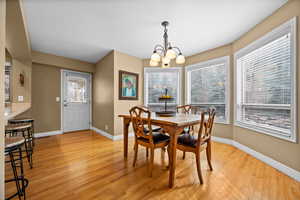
[123, 118, 130, 160]
[168, 127, 182, 188]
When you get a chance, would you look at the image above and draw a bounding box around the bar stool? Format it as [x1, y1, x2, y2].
[5, 123, 33, 169]
[5, 136, 29, 200]
[9, 118, 35, 147]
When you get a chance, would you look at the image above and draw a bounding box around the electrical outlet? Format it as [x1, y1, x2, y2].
[105, 125, 109, 130]
[18, 96, 24, 102]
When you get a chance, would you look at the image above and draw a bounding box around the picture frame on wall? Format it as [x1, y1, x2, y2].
[119, 70, 139, 100]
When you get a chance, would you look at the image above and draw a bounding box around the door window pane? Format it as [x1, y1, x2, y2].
[67, 76, 87, 103]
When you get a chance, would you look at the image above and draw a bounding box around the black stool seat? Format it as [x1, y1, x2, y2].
[5, 123, 32, 131]
[8, 118, 34, 124]
[5, 137, 28, 200]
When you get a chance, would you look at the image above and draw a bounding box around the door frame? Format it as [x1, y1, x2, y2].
[60, 69, 92, 133]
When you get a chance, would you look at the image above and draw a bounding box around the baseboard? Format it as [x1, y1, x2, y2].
[211, 136, 233, 145]
[90, 126, 134, 141]
[212, 136, 300, 182]
[34, 130, 63, 138]
[91, 126, 114, 140]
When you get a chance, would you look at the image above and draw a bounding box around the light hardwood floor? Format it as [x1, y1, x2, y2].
[5, 130, 300, 200]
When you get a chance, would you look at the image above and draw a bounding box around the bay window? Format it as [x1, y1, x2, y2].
[186, 56, 230, 123]
[234, 17, 297, 142]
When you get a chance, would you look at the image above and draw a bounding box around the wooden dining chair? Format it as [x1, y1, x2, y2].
[176, 108, 216, 184]
[176, 105, 192, 114]
[176, 105, 194, 159]
[137, 105, 164, 158]
[130, 106, 170, 177]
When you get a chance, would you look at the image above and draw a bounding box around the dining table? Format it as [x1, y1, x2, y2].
[119, 112, 202, 188]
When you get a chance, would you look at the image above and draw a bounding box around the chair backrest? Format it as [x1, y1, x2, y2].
[197, 108, 216, 148]
[129, 106, 154, 143]
[176, 105, 192, 114]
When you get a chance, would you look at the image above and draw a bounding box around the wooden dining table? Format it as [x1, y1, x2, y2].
[119, 113, 201, 188]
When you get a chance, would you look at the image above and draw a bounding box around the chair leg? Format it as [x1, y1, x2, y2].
[167, 145, 171, 168]
[146, 147, 149, 158]
[206, 142, 213, 171]
[133, 142, 138, 167]
[149, 148, 154, 177]
[182, 151, 186, 160]
[195, 153, 204, 184]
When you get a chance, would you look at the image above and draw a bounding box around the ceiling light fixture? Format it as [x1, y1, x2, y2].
[150, 21, 185, 68]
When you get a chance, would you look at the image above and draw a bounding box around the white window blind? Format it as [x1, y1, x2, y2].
[144, 67, 182, 111]
[186, 56, 230, 123]
[235, 17, 297, 142]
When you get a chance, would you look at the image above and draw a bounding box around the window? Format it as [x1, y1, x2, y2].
[144, 67, 182, 111]
[5, 64, 11, 103]
[186, 56, 230, 123]
[235, 18, 297, 142]
[66, 76, 87, 103]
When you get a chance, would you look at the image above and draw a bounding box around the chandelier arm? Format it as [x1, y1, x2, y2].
[154, 44, 165, 51]
[155, 48, 165, 55]
[172, 46, 183, 54]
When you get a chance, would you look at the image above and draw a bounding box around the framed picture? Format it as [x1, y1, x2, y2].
[119, 70, 139, 100]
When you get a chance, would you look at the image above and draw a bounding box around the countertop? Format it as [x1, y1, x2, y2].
[4, 103, 31, 123]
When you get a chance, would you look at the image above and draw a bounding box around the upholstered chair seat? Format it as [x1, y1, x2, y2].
[138, 132, 170, 144]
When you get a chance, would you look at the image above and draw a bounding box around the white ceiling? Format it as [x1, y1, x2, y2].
[23, 0, 288, 63]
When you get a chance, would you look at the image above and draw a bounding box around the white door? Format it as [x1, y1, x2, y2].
[62, 70, 91, 133]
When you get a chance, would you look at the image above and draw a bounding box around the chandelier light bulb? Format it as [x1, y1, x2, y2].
[150, 59, 159, 66]
[176, 54, 185, 64]
[151, 51, 161, 62]
[162, 56, 170, 64]
[166, 48, 176, 59]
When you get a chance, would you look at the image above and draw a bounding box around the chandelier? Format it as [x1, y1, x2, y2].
[150, 21, 185, 68]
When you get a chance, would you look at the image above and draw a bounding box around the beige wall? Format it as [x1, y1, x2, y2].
[0, 0, 5, 197]
[30, 63, 61, 133]
[93, 51, 115, 134]
[114, 51, 143, 136]
[92, 50, 144, 136]
[231, 0, 300, 172]
[32, 51, 95, 73]
[6, 0, 31, 61]
[11, 59, 32, 103]
[6, 0, 32, 105]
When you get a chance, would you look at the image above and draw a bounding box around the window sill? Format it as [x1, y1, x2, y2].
[234, 121, 296, 143]
[215, 121, 230, 125]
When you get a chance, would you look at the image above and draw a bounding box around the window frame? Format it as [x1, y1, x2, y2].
[185, 56, 230, 124]
[144, 67, 183, 107]
[234, 17, 297, 143]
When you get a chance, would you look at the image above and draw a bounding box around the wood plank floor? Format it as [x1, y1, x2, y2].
[5, 130, 300, 200]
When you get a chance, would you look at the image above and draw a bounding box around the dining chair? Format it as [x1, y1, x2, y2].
[176, 105, 194, 159]
[176, 105, 192, 114]
[176, 108, 216, 184]
[130, 106, 170, 177]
